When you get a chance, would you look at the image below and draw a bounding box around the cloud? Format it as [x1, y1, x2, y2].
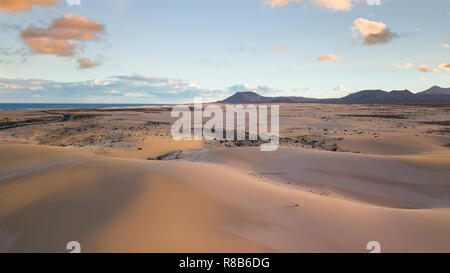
[227, 83, 283, 95]
[437, 43, 450, 49]
[104, 89, 120, 94]
[21, 13, 105, 57]
[351, 18, 398, 45]
[228, 83, 254, 92]
[318, 54, 343, 61]
[333, 85, 347, 92]
[231, 46, 256, 52]
[256, 85, 284, 95]
[417, 64, 449, 73]
[0, 74, 228, 102]
[310, 0, 353, 11]
[367, 0, 382, 6]
[0, 23, 21, 31]
[124, 92, 150, 98]
[0, 47, 28, 63]
[273, 45, 290, 52]
[417, 65, 439, 72]
[439, 63, 450, 73]
[216, 61, 231, 67]
[420, 77, 427, 81]
[292, 87, 312, 93]
[264, 0, 302, 8]
[264, 0, 353, 11]
[0, 0, 58, 12]
[24, 38, 75, 56]
[77, 57, 100, 69]
[392, 62, 413, 69]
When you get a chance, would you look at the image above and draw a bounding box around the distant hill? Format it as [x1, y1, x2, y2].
[218, 86, 450, 105]
[220, 92, 266, 103]
[219, 91, 318, 103]
[418, 86, 450, 95]
[340, 90, 387, 102]
[340, 89, 417, 103]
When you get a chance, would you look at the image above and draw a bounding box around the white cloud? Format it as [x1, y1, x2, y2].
[78, 57, 101, 69]
[264, 0, 354, 11]
[21, 14, 105, 57]
[417, 65, 439, 72]
[0, 75, 228, 103]
[293, 87, 312, 92]
[311, 0, 353, 11]
[333, 85, 347, 92]
[90, 78, 111, 87]
[351, 18, 398, 45]
[273, 45, 291, 52]
[392, 62, 413, 69]
[264, 0, 302, 8]
[124, 92, 149, 97]
[437, 43, 450, 48]
[439, 63, 450, 72]
[104, 89, 120, 94]
[318, 54, 344, 61]
[227, 83, 283, 96]
[0, 0, 57, 12]
[228, 83, 254, 92]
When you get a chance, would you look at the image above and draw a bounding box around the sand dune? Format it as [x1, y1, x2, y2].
[1, 144, 449, 252]
[191, 147, 450, 209]
[1, 103, 449, 252]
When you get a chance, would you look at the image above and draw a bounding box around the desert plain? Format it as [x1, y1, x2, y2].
[0, 103, 449, 252]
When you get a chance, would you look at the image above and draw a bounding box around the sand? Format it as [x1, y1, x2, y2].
[0, 103, 449, 252]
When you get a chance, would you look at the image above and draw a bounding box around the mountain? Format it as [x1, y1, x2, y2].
[218, 86, 450, 105]
[340, 89, 417, 103]
[340, 90, 387, 102]
[418, 86, 450, 95]
[219, 91, 318, 103]
[220, 91, 265, 103]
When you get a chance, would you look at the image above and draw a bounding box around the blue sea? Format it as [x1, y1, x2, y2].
[0, 103, 167, 110]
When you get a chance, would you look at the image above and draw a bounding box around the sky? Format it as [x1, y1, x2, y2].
[0, 0, 449, 103]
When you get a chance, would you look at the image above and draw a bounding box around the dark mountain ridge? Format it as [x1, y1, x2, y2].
[221, 91, 319, 103]
[218, 86, 450, 105]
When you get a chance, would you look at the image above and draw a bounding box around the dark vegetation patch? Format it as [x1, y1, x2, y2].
[338, 114, 408, 119]
[420, 121, 450, 126]
[426, 127, 450, 135]
[204, 129, 341, 152]
[70, 113, 109, 120]
[0, 116, 62, 130]
[77, 107, 172, 113]
[145, 121, 171, 126]
[147, 150, 183, 160]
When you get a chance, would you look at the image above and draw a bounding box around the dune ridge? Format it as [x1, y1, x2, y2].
[1, 144, 449, 252]
[0, 103, 449, 252]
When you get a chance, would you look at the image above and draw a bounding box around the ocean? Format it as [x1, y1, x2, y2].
[0, 103, 167, 110]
